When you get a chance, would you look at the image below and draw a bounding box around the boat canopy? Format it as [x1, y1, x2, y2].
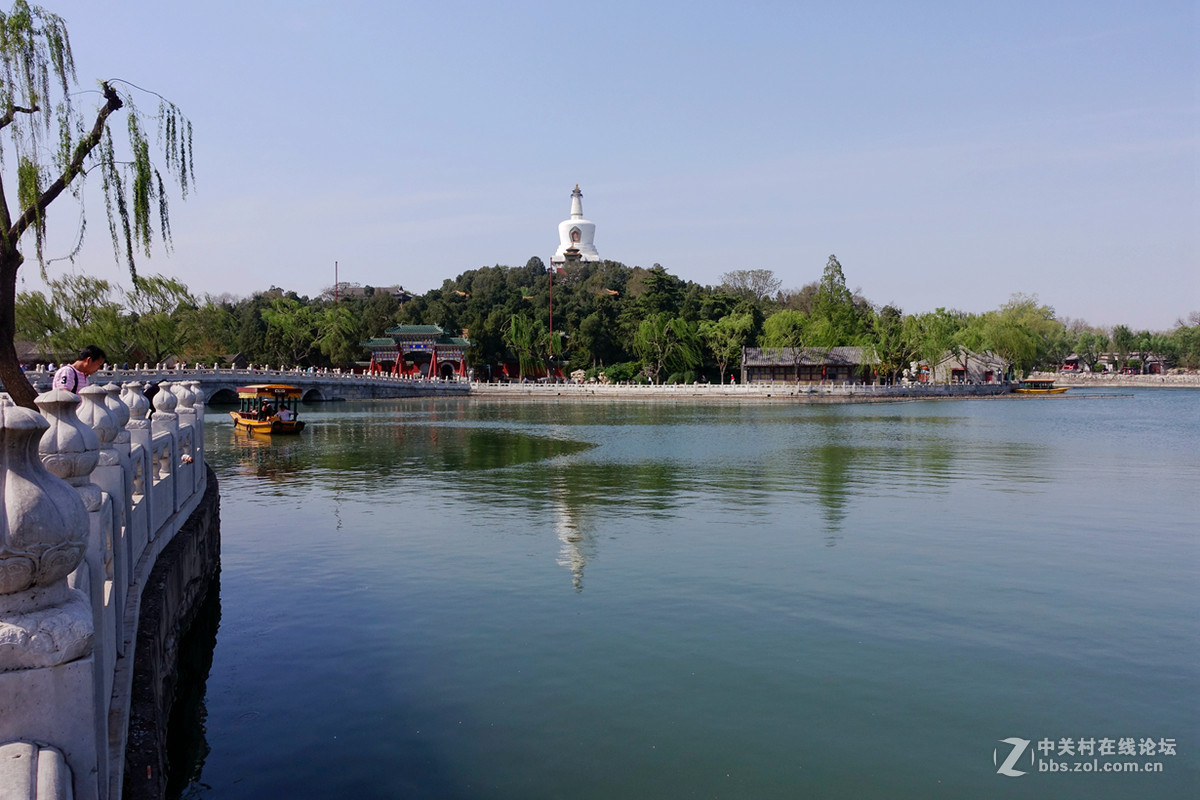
[235, 384, 303, 400]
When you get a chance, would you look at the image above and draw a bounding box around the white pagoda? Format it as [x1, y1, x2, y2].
[551, 185, 601, 265]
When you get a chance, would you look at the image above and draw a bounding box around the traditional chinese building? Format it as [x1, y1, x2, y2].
[928, 350, 1008, 383]
[740, 346, 875, 384]
[362, 325, 471, 378]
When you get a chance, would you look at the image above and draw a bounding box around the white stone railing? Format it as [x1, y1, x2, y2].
[24, 363, 470, 386]
[0, 380, 207, 800]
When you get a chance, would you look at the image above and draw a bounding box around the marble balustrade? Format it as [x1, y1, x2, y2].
[0, 380, 207, 800]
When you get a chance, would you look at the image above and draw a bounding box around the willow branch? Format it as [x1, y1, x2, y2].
[0, 104, 40, 131]
[7, 83, 123, 245]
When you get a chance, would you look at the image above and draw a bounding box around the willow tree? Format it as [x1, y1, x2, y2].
[0, 1, 193, 407]
[503, 313, 540, 381]
[761, 309, 813, 381]
[633, 312, 701, 384]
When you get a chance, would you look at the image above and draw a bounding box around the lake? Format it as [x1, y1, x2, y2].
[180, 388, 1199, 799]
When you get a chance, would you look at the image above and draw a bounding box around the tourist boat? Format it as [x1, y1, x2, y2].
[229, 384, 306, 433]
[1013, 378, 1068, 394]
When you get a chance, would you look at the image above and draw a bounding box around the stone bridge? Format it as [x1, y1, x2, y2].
[22, 365, 470, 405]
[1, 380, 214, 800]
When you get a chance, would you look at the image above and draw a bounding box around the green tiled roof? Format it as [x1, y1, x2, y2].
[367, 325, 471, 350]
[384, 325, 445, 336]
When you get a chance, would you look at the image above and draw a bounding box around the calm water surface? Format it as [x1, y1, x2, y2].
[180, 389, 1199, 799]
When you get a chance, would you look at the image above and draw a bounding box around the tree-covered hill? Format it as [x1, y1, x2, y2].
[15, 258, 1200, 381]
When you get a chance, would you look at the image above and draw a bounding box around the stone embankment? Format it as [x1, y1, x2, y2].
[1029, 371, 1200, 389]
[469, 381, 1012, 401]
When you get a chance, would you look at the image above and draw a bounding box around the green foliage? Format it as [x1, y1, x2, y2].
[361, 292, 401, 341]
[762, 309, 809, 349]
[125, 274, 193, 316]
[1112, 324, 1135, 368]
[907, 309, 960, 380]
[315, 304, 364, 366]
[176, 300, 237, 364]
[261, 297, 318, 365]
[633, 312, 701, 384]
[761, 309, 815, 371]
[599, 361, 638, 383]
[633, 264, 685, 317]
[870, 305, 917, 382]
[1168, 317, 1200, 369]
[812, 255, 866, 345]
[665, 370, 698, 385]
[503, 312, 542, 380]
[699, 312, 753, 384]
[13, 288, 59, 354]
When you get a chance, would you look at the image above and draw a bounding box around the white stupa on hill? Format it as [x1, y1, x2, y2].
[551, 185, 601, 265]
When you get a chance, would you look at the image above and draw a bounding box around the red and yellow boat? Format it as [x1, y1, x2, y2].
[229, 384, 306, 434]
[1014, 378, 1068, 395]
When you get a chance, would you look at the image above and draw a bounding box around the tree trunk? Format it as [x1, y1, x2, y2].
[0, 249, 36, 408]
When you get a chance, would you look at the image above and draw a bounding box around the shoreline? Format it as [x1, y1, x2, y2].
[467, 381, 1013, 402]
[467, 374, 1200, 402]
[1028, 371, 1200, 389]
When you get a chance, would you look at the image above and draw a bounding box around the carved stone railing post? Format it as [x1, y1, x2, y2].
[0, 390, 109, 799]
[122, 383, 151, 456]
[37, 392, 115, 722]
[78, 386, 130, 658]
[103, 383, 131, 460]
[150, 382, 178, 440]
[170, 383, 198, 508]
[187, 381, 207, 493]
[0, 400, 96, 797]
[151, 383, 181, 515]
[186, 379, 206, 425]
[0, 401, 92, 667]
[172, 382, 197, 440]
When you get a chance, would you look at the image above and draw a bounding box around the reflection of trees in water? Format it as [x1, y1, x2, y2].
[791, 434, 957, 542]
[212, 401, 1050, 572]
[216, 421, 594, 492]
[484, 459, 687, 513]
[165, 573, 221, 799]
[707, 413, 966, 543]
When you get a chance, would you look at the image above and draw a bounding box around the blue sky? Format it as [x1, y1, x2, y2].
[15, 0, 1199, 331]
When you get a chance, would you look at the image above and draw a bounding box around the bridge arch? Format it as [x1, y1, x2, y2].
[207, 387, 239, 405]
[302, 388, 326, 402]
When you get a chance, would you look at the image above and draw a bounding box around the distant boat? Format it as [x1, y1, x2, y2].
[229, 384, 307, 433]
[1014, 378, 1068, 395]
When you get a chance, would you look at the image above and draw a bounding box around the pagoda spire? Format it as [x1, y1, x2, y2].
[570, 184, 583, 219]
